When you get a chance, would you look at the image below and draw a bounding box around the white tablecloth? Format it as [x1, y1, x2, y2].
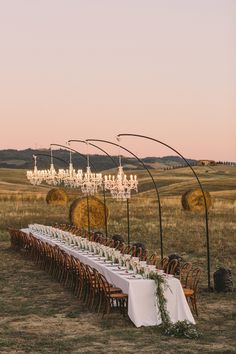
[23, 229, 195, 327]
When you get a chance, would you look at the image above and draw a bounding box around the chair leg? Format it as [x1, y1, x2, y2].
[97, 292, 103, 314]
[193, 295, 198, 316]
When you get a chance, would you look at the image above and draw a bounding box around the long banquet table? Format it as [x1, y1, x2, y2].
[23, 228, 195, 327]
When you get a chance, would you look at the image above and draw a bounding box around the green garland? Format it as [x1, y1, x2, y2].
[148, 271, 200, 339]
[148, 272, 170, 324]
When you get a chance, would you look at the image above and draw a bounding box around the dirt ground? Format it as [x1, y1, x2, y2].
[0, 241, 235, 354]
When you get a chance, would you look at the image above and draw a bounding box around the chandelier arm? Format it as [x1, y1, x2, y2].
[87, 138, 163, 259]
[118, 133, 211, 291]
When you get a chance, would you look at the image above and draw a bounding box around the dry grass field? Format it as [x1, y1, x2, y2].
[0, 166, 236, 353]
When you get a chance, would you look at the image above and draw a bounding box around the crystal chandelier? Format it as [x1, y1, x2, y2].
[80, 143, 103, 195]
[44, 147, 59, 186]
[81, 166, 103, 195]
[104, 156, 138, 201]
[26, 155, 45, 185]
[57, 149, 83, 188]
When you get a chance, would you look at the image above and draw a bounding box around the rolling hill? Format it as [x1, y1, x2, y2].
[0, 148, 198, 171]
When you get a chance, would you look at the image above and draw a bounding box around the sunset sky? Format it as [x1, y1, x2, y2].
[1, 1, 235, 161]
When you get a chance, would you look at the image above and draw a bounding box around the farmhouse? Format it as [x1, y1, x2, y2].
[197, 160, 216, 166]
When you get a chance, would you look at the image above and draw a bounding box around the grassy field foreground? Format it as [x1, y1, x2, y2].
[0, 166, 235, 353]
[0, 241, 235, 354]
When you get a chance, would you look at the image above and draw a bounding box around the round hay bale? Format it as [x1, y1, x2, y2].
[69, 197, 109, 228]
[181, 188, 212, 212]
[46, 188, 69, 206]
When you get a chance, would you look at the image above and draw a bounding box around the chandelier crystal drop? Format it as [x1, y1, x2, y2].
[104, 164, 138, 201]
[26, 155, 45, 185]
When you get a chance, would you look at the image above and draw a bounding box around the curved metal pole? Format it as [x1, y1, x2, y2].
[118, 133, 211, 290]
[68, 139, 118, 168]
[49, 143, 97, 171]
[127, 199, 130, 246]
[85, 141, 118, 241]
[68, 139, 119, 240]
[36, 153, 68, 166]
[86, 195, 91, 235]
[87, 138, 164, 259]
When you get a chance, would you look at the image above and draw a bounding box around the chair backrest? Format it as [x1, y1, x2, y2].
[159, 257, 169, 271]
[84, 264, 96, 286]
[186, 268, 202, 292]
[132, 242, 146, 257]
[68, 255, 77, 271]
[96, 272, 110, 296]
[122, 245, 132, 255]
[166, 259, 178, 275]
[147, 254, 158, 265]
[179, 262, 192, 285]
[79, 262, 88, 281]
[118, 244, 125, 253]
[112, 234, 124, 249]
[131, 246, 137, 257]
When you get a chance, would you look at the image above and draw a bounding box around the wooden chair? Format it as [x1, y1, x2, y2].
[159, 257, 169, 271]
[122, 245, 132, 255]
[130, 246, 137, 257]
[86, 266, 100, 309]
[63, 255, 78, 290]
[179, 262, 192, 287]
[104, 239, 115, 247]
[74, 261, 87, 300]
[96, 273, 127, 316]
[8, 228, 22, 250]
[72, 258, 82, 296]
[183, 267, 202, 316]
[51, 246, 63, 281]
[114, 240, 123, 250]
[147, 254, 158, 266]
[166, 259, 178, 275]
[82, 264, 97, 306]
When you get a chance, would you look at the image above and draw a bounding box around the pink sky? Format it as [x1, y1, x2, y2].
[0, 1, 235, 161]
